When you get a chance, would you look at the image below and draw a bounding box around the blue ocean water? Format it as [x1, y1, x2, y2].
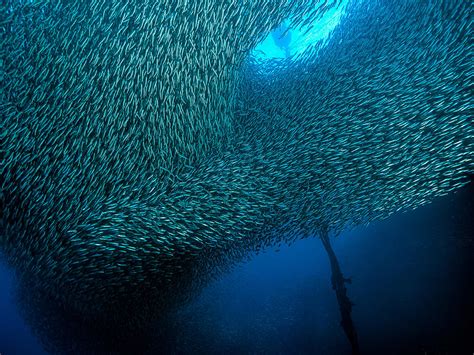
[0, 262, 47, 355]
[160, 182, 474, 355]
[1, 183, 472, 354]
[1, 1, 473, 354]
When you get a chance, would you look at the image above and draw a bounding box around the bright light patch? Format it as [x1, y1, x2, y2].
[252, 0, 349, 61]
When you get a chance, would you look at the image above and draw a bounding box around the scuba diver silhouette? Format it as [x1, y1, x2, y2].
[272, 22, 292, 58]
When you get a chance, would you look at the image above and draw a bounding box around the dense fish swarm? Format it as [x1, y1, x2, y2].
[1, 0, 473, 351]
[1, 0, 325, 316]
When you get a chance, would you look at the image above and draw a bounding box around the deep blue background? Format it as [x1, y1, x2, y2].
[1, 182, 473, 354]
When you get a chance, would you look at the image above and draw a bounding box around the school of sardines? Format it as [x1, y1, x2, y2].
[1, 0, 472, 338]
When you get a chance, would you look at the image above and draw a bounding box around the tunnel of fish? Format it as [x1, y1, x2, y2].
[1, 0, 472, 353]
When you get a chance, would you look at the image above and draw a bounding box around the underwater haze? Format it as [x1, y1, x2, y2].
[1, 0, 473, 354]
[1, 183, 473, 354]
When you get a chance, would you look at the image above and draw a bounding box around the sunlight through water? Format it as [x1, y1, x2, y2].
[252, 0, 350, 61]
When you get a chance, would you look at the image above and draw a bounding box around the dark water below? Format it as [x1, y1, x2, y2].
[1, 182, 473, 354]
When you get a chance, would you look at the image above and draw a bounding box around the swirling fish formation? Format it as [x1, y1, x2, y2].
[1, 0, 472, 352]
